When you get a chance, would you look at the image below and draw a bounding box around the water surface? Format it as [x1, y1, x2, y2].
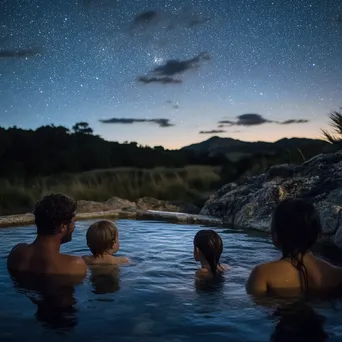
[0, 220, 341, 341]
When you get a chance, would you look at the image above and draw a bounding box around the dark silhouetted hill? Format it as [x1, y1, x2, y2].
[181, 136, 330, 161]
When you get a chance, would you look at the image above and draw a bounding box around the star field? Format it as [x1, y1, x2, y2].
[0, 0, 341, 148]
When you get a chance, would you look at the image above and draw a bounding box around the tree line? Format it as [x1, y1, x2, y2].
[1, 108, 341, 181]
[0, 122, 226, 179]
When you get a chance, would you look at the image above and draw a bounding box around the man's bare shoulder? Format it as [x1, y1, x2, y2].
[7, 243, 29, 268]
[9, 242, 29, 255]
[60, 253, 87, 275]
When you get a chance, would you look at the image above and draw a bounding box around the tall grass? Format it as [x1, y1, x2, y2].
[0, 166, 221, 215]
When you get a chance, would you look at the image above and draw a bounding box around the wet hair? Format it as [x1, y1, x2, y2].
[86, 220, 118, 258]
[194, 229, 223, 276]
[33, 193, 77, 235]
[271, 198, 322, 293]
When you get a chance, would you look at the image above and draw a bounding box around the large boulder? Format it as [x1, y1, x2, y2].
[200, 151, 342, 248]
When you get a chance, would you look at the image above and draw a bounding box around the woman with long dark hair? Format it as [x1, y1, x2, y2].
[193, 229, 228, 278]
[246, 198, 342, 296]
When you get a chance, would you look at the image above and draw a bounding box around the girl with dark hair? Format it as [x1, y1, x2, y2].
[193, 229, 228, 278]
[246, 198, 342, 296]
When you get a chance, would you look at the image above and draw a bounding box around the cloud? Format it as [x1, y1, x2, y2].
[133, 10, 159, 26]
[99, 117, 174, 127]
[130, 9, 210, 33]
[151, 52, 210, 77]
[280, 119, 309, 125]
[219, 114, 270, 126]
[0, 47, 41, 58]
[218, 114, 309, 127]
[199, 129, 226, 134]
[188, 17, 210, 28]
[137, 52, 209, 85]
[137, 76, 182, 84]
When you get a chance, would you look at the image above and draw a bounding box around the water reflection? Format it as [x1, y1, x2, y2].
[270, 301, 329, 342]
[194, 274, 225, 294]
[89, 265, 120, 294]
[9, 270, 82, 332]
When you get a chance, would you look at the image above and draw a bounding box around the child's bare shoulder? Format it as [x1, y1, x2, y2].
[111, 256, 131, 265]
[82, 255, 95, 265]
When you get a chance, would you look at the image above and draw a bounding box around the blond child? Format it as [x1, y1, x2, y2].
[83, 220, 130, 266]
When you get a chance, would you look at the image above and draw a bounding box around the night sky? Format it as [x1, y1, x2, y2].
[1, 0, 341, 149]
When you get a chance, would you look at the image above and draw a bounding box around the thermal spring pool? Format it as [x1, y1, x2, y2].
[0, 219, 342, 341]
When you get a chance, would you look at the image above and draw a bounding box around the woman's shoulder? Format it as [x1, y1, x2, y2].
[195, 268, 212, 279]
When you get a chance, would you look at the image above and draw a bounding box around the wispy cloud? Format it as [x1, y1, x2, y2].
[99, 117, 174, 127]
[137, 76, 182, 84]
[133, 10, 158, 26]
[199, 129, 226, 134]
[188, 16, 210, 28]
[280, 119, 309, 125]
[219, 114, 270, 126]
[152, 52, 210, 77]
[0, 47, 41, 59]
[137, 52, 210, 85]
[218, 114, 309, 127]
[129, 9, 210, 32]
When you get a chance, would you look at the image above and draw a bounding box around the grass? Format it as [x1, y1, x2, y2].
[0, 165, 222, 215]
[0, 143, 333, 216]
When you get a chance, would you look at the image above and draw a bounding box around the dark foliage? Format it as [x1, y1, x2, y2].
[0, 123, 226, 179]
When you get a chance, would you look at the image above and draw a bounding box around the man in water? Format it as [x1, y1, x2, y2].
[7, 193, 87, 276]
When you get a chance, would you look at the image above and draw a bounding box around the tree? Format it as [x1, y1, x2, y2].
[72, 122, 93, 135]
[321, 108, 342, 144]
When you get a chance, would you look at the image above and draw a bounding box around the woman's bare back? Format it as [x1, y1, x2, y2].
[246, 252, 342, 296]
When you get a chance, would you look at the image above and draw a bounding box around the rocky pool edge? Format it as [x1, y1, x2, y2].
[0, 209, 223, 228]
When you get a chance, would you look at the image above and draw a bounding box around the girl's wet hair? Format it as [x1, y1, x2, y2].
[194, 229, 223, 276]
[271, 198, 322, 292]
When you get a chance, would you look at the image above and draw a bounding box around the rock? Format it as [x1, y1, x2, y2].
[77, 197, 136, 213]
[77, 196, 200, 214]
[0, 213, 35, 227]
[136, 197, 200, 214]
[200, 151, 342, 248]
[0, 196, 203, 228]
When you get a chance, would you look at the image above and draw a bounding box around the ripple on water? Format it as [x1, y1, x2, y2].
[0, 219, 340, 341]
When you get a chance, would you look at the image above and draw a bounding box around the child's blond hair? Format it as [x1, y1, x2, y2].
[86, 220, 118, 257]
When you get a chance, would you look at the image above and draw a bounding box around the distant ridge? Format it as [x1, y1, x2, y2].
[181, 136, 329, 161]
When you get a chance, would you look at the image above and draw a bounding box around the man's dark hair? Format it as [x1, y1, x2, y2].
[33, 193, 77, 235]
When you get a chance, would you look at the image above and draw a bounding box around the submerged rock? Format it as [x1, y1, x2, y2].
[77, 197, 136, 213]
[136, 197, 200, 214]
[77, 196, 200, 214]
[200, 151, 342, 248]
